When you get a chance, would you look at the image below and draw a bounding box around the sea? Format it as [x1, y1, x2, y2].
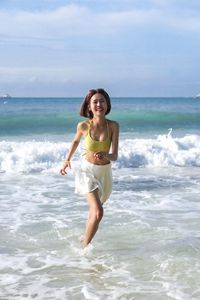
[0, 97, 200, 300]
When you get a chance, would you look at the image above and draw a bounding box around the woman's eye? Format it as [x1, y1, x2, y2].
[91, 99, 105, 104]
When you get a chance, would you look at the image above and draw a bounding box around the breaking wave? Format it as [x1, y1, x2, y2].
[1, 133, 200, 173]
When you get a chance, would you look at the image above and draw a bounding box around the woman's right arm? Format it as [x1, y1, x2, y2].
[60, 122, 83, 175]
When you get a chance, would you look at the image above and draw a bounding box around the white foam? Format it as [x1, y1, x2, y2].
[82, 243, 94, 257]
[1, 133, 200, 174]
[117, 133, 200, 168]
[0, 140, 72, 173]
[1, 167, 200, 299]
[81, 285, 101, 300]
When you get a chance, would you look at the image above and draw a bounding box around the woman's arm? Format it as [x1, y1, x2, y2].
[106, 121, 119, 161]
[60, 122, 83, 175]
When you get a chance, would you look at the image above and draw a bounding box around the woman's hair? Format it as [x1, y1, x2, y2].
[80, 88, 111, 118]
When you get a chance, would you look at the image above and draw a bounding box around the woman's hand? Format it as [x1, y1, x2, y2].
[94, 152, 107, 160]
[60, 160, 71, 175]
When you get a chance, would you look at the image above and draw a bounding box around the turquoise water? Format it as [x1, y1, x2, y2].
[1, 97, 200, 137]
[1, 97, 200, 299]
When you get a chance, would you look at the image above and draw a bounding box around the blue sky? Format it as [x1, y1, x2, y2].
[0, 0, 200, 97]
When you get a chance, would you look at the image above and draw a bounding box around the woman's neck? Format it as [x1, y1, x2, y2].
[91, 116, 106, 127]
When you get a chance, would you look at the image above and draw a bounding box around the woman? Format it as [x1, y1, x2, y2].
[60, 88, 119, 249]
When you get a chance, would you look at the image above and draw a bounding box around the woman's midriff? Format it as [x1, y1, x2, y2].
[84, 151, 110, 165]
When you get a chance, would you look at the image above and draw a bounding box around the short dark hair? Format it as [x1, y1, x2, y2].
[80, 88, 111, 118]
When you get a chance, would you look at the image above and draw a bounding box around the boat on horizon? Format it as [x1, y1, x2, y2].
[195, 93, 200, 98]
[0, 93, 11, 99]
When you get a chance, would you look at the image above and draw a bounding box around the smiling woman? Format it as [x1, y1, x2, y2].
[60, 88, 119, 250]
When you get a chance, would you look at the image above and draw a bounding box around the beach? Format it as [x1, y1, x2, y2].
[1, 97, 200, 299]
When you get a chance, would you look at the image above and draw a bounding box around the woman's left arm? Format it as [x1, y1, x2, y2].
[106, 121, 119, 161]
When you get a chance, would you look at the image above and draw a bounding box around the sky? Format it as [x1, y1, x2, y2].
[0, 0, 200, 97]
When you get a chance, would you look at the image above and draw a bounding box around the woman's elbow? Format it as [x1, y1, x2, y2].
[112, 153, 118, 161]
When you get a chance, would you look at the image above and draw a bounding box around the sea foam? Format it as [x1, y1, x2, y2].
[117, 133, 200, 168]
[1, 134, 200, 173]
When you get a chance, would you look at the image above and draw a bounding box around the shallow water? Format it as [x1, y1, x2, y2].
[1, 166, 200, 299]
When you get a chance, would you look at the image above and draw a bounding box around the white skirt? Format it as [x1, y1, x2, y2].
[75, 159, 112, 204]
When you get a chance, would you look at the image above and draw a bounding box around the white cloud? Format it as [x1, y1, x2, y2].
[0, 3, 200, 45]
[0, 66, 75, 83]
[0, 63, 118, 84]
[0, 2, 200, 96]
[0, 5, 88, 38]
[168, 16, 200, 32]
[0, 5, 164, 38]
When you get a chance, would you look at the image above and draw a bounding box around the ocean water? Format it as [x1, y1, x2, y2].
[1, 97, 200, 300]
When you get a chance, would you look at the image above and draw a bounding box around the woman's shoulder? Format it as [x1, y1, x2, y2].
[107, 119, 119, 136]
[107, 119, 119, 129]
[77, 119, 90, 132]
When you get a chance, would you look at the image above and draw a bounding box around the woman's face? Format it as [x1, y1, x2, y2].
[89, 93, 108, 117]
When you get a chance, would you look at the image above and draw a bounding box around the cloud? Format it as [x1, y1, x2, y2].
[0, 3, 200, 48]
[0, 66, 81, 83]
[0, 5, 86, 38]
[0, 5, 159, 39]
[1, 2, 200, 96]
[167, 16, 200, 32]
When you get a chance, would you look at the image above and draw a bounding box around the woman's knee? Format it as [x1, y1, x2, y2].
[86, 191, 103, 221]
[96, 205, 103, 221]
[90, 205, 103, 222]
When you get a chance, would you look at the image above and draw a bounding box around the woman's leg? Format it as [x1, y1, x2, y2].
[83, 189, 103, 247]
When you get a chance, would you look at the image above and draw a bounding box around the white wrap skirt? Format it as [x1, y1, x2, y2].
[75, 160, 112, 204]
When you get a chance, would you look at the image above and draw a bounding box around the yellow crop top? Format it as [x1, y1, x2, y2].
[84, 120, 111, 152]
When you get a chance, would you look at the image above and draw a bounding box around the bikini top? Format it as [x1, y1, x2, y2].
[84, 120, 111, 152]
